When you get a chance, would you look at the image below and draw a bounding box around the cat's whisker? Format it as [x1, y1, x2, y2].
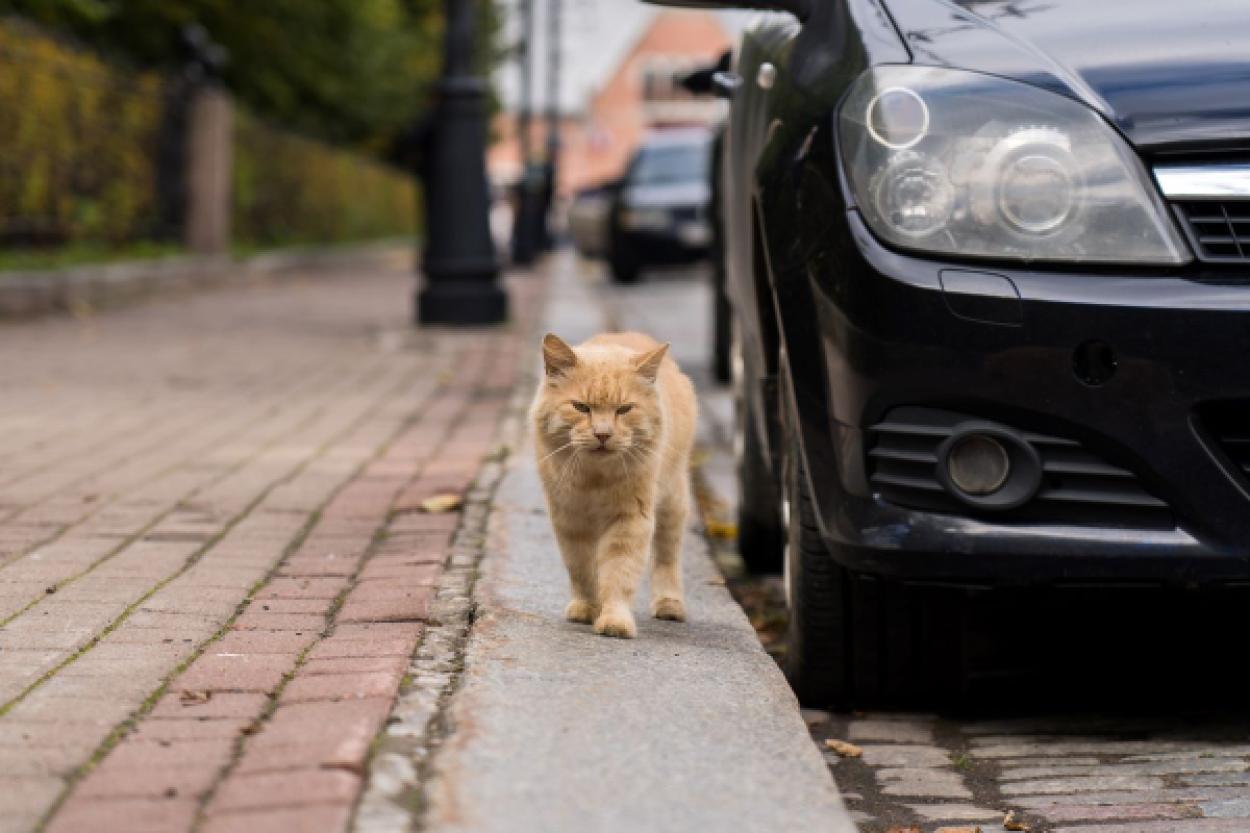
[537, 440, 575, 465]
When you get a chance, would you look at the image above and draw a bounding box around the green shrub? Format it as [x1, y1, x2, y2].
[231, 110, 418, 249]
[0, 20, 163, 247]
[0, 18, 419, 259]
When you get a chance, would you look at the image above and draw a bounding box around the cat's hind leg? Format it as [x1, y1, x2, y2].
[650, 478, 688, 622]
[594, 515, 653, 638]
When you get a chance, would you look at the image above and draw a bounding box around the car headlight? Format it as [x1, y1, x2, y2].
[621, 207, 671, 231]
[839, 67, 1190, 265]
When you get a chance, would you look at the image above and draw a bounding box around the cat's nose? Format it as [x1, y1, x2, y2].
[593, 430, 612, 445]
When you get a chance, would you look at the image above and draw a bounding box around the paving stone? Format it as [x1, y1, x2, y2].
[1035, 802, 1202, 823]
[200, 804, 352, 833]
[212, 630, 319, 655]
[102, 738, 235, 771]
[861, 744, 954, 768]
[230, 611, 327, 632]
[254, 577, 350, 601]
[335, 589, 434, 624]
[128, 718, 252, 743]
[174, 653, 294, 693]
[306, 658, 408, 679]
[848, 719, 935, 745]
[44, 797, 198, 833]
[149, 692, 269, 721]
[1200, 798, 1250, 818]
[209, 768, 361, 811]
[74, 761, 222, 801]
[0, 775, 61, 816]
[906, 803, 1002, 821]
[1053, 820, 1250, 833]
[1001, 775, 1167, 796]
[1002, 759, 1248, 780]
[1013, 787, 1249, 808]
[280, 671, 401, 704]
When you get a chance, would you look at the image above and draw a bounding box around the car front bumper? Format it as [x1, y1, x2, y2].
[804, 211, 1250, 584]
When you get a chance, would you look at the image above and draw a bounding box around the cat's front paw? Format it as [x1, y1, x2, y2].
[593, 609, 637, 639]
[564, 599, 596, 624]
[651, 597, 686, 622]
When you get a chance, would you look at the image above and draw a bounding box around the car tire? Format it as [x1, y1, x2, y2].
[782, 436, 970, 708]
[733, 322, 784, 574]
[711, 264, 731, 384]
[609, 242, 641, 284]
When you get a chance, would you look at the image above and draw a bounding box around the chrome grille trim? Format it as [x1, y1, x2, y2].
[1154, 163, 1250, 199]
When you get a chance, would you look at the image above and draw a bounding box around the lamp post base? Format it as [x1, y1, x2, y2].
[417, 281, 508, 326]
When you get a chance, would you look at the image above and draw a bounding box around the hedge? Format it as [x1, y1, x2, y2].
[0, 19, 419, 255]
[232, 111, 417, 250]
[0, 20, 163, 246]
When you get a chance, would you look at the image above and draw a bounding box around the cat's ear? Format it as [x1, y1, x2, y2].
[634, 343, 669, 383]
[542, 333, 578, 378]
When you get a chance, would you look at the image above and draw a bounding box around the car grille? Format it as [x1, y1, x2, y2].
[1201, 402, 1250, 479]
[1175, 201, 1250, 263]
[867, 407, 1174, 529]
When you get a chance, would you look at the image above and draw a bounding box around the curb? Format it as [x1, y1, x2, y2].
[0, 241, 412, 320]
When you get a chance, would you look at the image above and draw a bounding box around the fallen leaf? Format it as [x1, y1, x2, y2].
[1003, 811, 1030, 831]
[885, 827, 921, 833]
[824, 738, 863, 758]
[179, 690, 212, 705]
[420, 493, 463, 513]
[704, 518, 738, 540]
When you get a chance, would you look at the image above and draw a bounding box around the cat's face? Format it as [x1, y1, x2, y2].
[535, 334, 667, 462]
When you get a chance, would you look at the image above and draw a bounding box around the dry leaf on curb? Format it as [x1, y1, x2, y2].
[179, 690, 212, 705]
[704, 519, 738, 540]
[420, 493, 463, 513]
[1003, 811, 1030, 831]
[824, 738, 863, 758]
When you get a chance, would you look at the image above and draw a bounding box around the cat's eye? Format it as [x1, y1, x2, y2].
[616, 405, 633, 415]
[571, 401, 590, 413]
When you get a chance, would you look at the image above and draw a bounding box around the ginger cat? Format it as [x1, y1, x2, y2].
[531, 332, 697, 638]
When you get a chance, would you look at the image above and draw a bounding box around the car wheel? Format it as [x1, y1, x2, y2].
[710, 261, 731, 384]
[782, 435, 969, 708]
[733, 320, 784, 574]
[609, 241, 641, 284]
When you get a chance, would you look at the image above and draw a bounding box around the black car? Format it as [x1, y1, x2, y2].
[606, 128, 714, 283]
[648, 0, 1250, 705]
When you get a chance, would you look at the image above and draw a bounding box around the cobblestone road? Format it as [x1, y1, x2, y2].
[0, 262, 540, 833]
[604, 259, 1250, 833]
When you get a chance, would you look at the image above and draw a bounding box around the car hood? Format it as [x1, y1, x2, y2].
[623, 181, 710, 209]
[884, 0, 1250, 150]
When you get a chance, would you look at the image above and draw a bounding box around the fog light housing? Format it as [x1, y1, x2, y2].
[936, 424, 1042, 510]
[947, 434, 1010, 496]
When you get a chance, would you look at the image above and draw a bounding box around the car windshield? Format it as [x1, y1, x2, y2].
[629, 141, 709, 186]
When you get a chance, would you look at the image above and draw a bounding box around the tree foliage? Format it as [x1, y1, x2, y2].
[0, 0, 500, 157]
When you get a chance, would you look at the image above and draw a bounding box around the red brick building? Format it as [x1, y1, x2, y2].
[490, 10, 733, 195]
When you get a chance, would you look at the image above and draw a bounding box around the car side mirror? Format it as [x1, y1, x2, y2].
[641, 0, 809, 19]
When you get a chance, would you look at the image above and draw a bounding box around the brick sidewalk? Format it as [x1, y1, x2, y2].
[0, 264, 542, 833]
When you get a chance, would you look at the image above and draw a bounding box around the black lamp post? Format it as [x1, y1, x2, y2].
[539, 0, 562, 250]
[510, 0, 541, 266]
[417, 0, 508, 325]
